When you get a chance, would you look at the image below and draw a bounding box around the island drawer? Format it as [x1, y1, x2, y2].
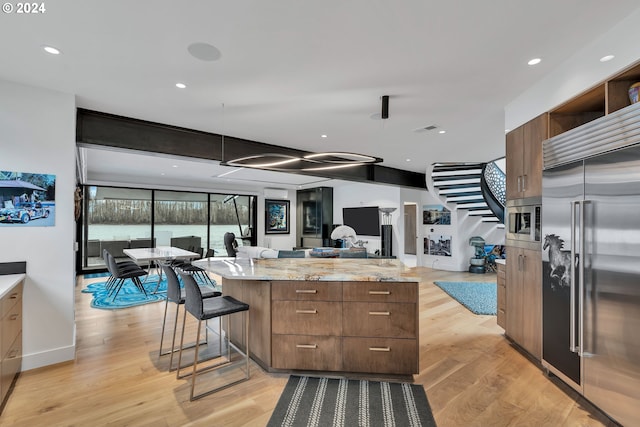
[343, 302, 416, 338]
[272, 335, 341, 371]
[272, 281, 342, 301]
[272, 301, 342, 336]
[0, 335, 21, 403]
[343, 281, 417, 303]
[342, 337, 417, 374]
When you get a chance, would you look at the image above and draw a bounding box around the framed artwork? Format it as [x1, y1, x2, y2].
[425, 234, 452, 256]
[423, 204, 450, 225]
[265, 199, 290, 234]
[0, 170, 56, 227]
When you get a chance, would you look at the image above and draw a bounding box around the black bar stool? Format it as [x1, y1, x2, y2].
[177, 272, 250, 401]
[158, 265, 221, 370]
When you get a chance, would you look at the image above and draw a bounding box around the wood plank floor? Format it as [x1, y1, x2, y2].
[0, 268, 616, 426]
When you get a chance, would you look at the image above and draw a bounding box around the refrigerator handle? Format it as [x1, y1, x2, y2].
[578, 200, 588, 357]
[570, 200, 579, 353]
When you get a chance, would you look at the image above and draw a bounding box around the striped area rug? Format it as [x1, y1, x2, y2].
[267, 376, 437, 427]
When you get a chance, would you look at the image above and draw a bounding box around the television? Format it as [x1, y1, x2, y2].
[342, 206, 380, 236]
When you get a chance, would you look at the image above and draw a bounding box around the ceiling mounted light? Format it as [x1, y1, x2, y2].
[175, 82, 187, 89]
[221, 151, 382, 172]
[438, 130, 446, 134]
[600, 55, 615, 62]
[528, 58, 541, 66]
[43, 45, 61, 55]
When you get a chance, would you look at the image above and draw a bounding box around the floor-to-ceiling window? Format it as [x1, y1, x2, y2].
[80, 185, 257, 271]
[210, 194, 255, 254]
[84, 186, 152, 268]
[154, 190, 208, 255]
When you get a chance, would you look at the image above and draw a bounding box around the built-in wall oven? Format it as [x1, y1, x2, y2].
[506, 198, 541, 250]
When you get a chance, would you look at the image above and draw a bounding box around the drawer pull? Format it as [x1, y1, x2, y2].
[369, 311, 390, 316]
[10, 314, 19, 320]
[295, 289, 318, 294]
[10, 292, 19, 299]
[296, 344, 318, 349]
[369, 290, 390, 295]
[295, 309, 318, 314]
[369, 347, 391, 352]
[7, 349, 19, 358]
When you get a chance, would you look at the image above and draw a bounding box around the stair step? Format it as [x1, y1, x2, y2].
[438, 190, 482, 198]
[445, 195, 485, 202]
[432, 163, 485, 172]
[433, 175, 481, 182]
[455, 202, 488, 209]
[468, 209, 494, 215]
[432, 169, 482, 177]
[435, 183, 481, 191]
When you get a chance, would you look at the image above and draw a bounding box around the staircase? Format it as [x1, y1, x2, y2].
[427, 159, 505, 225]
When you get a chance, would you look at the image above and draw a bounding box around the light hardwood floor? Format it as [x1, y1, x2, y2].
[0, 268, 616, 427]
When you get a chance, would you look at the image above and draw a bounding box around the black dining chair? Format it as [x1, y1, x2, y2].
[177, 272, 250, 401]
[104, 250, 148, 300]
[224, 232, 238, 257]
[158, 265, 221, 371]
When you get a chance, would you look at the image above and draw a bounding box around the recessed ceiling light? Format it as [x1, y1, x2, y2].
[528, 58, 541, 66]
[172, 165, 178, 168]
[438, 130, 446, 134]
[43, 46, 61, 55]
[600, 55, 615, 62]
[175, 83, 186, 89]
[321, 134, 327, 138]
[406, 158, 411, 162]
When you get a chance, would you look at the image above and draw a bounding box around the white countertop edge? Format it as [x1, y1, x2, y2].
[0, 274, 25, 298]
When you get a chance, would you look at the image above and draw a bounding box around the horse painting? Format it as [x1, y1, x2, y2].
[543, 234, 573, 289]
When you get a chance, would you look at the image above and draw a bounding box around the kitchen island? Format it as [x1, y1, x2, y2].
[192, 257, 420, 375]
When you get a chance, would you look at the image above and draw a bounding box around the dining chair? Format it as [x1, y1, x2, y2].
[158, 265, 221, 371]
[224, 232, 238, 257]
[177, 272, 250, 401]
[104, 250, 148, 300]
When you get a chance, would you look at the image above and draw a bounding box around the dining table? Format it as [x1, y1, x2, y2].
[123, 246, 200, 293]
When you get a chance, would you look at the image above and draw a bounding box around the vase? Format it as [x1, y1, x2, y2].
[629, 82, 640, 105]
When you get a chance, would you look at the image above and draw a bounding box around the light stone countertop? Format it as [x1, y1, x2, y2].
[0, 274, 25, 299]
[192, 257, 419, 282]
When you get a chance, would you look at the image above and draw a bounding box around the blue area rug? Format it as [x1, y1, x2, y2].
[83, 272, 111, 279]
[434, 281, 497, 315]
[82, 275, 168, 310]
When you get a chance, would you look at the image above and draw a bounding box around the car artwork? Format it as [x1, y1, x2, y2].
[0, 202, 50, 224]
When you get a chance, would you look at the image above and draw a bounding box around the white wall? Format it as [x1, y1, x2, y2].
[0, 79, 76, 369]
[332, 181, 433, 266]
[506, 8, 640, 130]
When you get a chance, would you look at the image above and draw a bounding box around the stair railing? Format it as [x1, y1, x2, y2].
[480, 158, 506, 223]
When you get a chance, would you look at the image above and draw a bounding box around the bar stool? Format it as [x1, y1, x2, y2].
[158, 265, 221, 370]
[177, 272, 250, 401]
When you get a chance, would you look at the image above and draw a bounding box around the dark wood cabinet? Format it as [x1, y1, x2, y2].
[296, 187, 333, 248]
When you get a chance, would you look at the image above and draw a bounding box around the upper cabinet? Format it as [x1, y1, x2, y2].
[506, 113, 548, 200]
[549, 60, 640, 138]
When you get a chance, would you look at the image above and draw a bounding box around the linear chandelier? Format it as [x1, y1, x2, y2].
[221, 151, 383, 172]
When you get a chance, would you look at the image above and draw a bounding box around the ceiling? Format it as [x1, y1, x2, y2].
[3, 1, 640, 189]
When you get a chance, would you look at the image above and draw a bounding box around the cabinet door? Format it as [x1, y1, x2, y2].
[522, 113, 547, 198]
[505, 247, 523, 344]
[506, 127, 524, 200]
[521, 249, 542, 360]
[496, 263, 506, 329]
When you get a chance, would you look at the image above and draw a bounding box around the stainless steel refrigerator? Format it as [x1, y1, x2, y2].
[542, 104, 640, 426]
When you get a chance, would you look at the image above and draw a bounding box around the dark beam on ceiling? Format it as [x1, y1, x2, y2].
[76, 108, 426, 189]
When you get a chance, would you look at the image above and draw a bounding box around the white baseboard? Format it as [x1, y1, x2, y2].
[21, 345, 76, 371]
